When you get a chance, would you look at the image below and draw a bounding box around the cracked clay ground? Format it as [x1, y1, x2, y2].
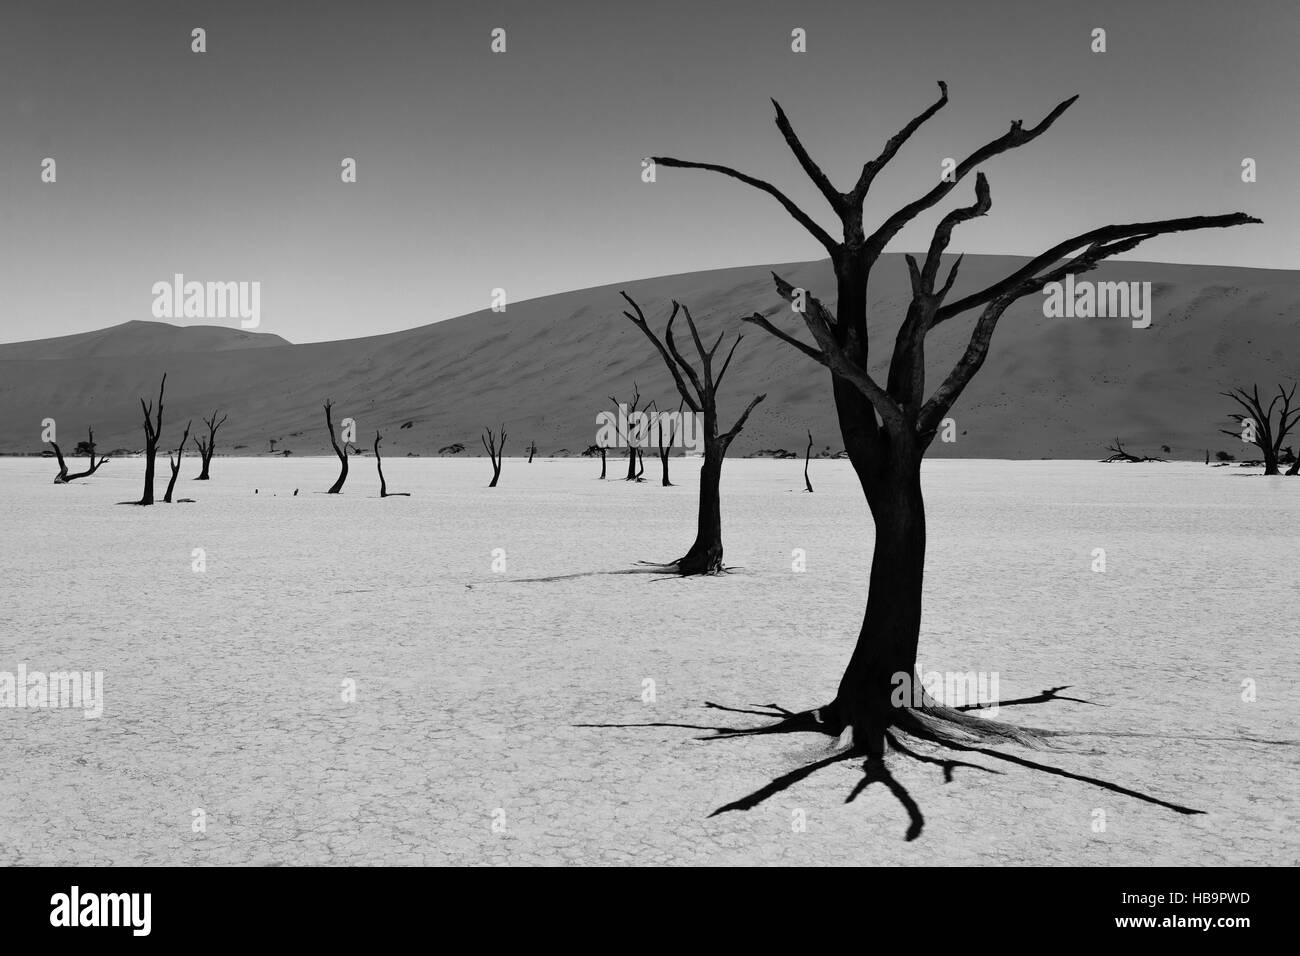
[1, 457, 1296, 865]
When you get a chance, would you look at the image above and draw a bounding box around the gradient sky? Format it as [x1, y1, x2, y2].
[1, 0, 1295, 344]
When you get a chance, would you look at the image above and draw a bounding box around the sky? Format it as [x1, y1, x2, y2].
[1, 0, 1295, 344]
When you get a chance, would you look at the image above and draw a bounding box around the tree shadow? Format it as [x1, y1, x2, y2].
[957, 684, 1101, 711]
[579, 687, 1209, 842]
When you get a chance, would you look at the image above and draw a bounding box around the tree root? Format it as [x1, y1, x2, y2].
[583, 686, 1214, 835]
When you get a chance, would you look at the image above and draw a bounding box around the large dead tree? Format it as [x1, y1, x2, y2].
[164, 420, 191, 503]
[323, 400, 352, 493]
[621, 293, 766, 574]
[51, 426, 108, 483]
[374, 431, 411, 497]
[193, 409, 228, 480]
[136, 374, 167, 506]
[654, 85, 1258, 765]
[482, 425, 506, 487]
[1220, 384, 1298, 476]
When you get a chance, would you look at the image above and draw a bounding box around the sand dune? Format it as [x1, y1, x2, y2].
[1, 255, 1296, 459]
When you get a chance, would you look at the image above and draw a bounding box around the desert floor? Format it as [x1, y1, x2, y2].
[1, 456, 1296, 865]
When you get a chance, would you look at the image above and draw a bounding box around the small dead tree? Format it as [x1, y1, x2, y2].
[804, 429, 815, 492]
[194, 409, 228, 480]
[323, 400, 353, 493]
[137, 373, 167, 506]
[653, 400, 682, 486]
[482, 425, 506, 487]
[164, 420, 191, 503]
[374, 431, 411, 497]
[51, 426, 108, 484]
[1101, 438, 1165, 463]
[1220, 383, 1299, 476]
[609, 385, 645, 481]
[527, 440, 538, 463]
[598, 442, 607, 479]
[621, 293, 766, 575]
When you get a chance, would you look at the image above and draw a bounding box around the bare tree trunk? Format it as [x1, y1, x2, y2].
[675, 438, 726, 574]
[323, 400, 350, 493]
[482, 425, 506, 487]
[804, 429, 814, 492]
[599, 445, 607, 479]
[374, 431, 411, 497]
[137, 374, 167, 506]
[656, 412, 677, 487]
[527, 441, 536, 463]
[164, 420, 191, 503]
[823, 421, 925, 757]
[194, 409, 227, 480]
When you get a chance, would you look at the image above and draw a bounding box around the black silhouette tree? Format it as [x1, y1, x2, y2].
[193, 409, 228, 480]
[621, 293, 766, 575]
[163, 420, 191, 503]
[609, 385, 645, 482]
[653, 84, 1258, 756]
[1220, 383, 1299, 476]
[136, 374, 167, 506]
[51, 426, 108, 484]
[652, 400, 682, 487]
[323, 400, 353, 494]
[482, 425, 506, 487]
[374, 431, 411, 497]
[803, 429, 814, 492]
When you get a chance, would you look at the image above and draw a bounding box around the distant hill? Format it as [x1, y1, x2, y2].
[1, 256, 1296, 459]
[0, 320, 290, 360]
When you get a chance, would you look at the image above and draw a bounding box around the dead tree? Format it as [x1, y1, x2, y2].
[1220, 383, 1299, 476]
[51, 427, 108, 483]
[1101, 438, 1164, 463]
[527, 440, 538, 463]
[194, 409, 228, 480]
[136, 373, 167, 506]
[634, 448, 645, 481]
[653, 400, 682, 486]
[655, 84, 1257, 762]
[323, 400, 352, 493]
[482, 425, 506, 487]
[164, 420, 191, 503]
[609, 385, 645, 481]
[374, 431, 411, 497]
[621, 293, 766, 574]
[804, 430, 815, 492]
[598, 442, 607, 479]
